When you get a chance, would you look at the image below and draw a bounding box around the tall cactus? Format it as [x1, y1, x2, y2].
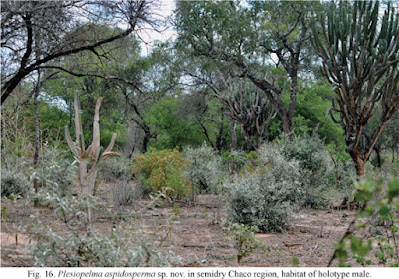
[65, 93, 120, 195]
[226, 80, 276, 151]
[310, 1, 399, 178]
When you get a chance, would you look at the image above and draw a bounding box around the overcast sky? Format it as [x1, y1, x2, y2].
[138, 0, 176, 56]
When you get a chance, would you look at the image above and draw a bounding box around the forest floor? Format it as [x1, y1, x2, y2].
[0, 182, 382, 267]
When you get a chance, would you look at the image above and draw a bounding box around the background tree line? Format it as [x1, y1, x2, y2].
[1, 0, 398, 177]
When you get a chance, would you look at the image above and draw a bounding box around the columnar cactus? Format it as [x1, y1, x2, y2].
[65, 93, 120, 195]
[310, 1, 399, 178]
[222, 80, 276, 151]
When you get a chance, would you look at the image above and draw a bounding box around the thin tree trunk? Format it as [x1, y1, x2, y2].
[142, 132, 151, 153]
[282, 114, 294, 141]
[231, 118, 237, 173]
[33, 71, 41, 207]
[374, 147, 382, 168]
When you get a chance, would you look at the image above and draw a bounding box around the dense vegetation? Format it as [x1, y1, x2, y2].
[1, 0, 399, 267]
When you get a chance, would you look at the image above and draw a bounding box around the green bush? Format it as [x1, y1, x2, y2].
[184, 144, 224, 193]
[227, 144, 305, 232]
[132, 148, 192, 200]
[332, 176, 399, 267]
[221, 150, 247, 174]
[222, 220, 262, 264]
[1, 169, 30, 198]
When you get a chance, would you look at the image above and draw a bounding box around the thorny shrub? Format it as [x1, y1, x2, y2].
[112, 181, 140, 206]
[221, 150, 247, 174]
[184, 144, 225, 193]
[226, 144, 305, 232]
[132, 148, 192, 200]
[1, 169, 30, 198]
[278, 135, 332, 207]
[99, 156, 132, 182]
[278, 134, 356, 207]
[1, 144, 76, 197]
[21, 187, 178, 267]
[222, 220, 263, 264]
[32, 146, 76, 193]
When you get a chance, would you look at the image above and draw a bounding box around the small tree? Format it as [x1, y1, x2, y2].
[65, 93, 120, 196]
[311, 1, 399, 177]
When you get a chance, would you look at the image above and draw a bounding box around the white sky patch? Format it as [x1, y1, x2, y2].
[137, 0, 177, 56]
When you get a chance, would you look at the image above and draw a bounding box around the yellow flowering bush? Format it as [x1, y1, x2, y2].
[132, 148, 192, 200]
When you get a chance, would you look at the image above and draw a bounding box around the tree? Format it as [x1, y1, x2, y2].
[1, 0, 155, 103]
[182, 90, 231, 153]
[144, 96, 205, 149]
[206, 77, 277, 151]
[120, 43, 182, 152]
[174, 1, 318, 138]
[311, 1, 399, 177]
[295, 81, 344, 145]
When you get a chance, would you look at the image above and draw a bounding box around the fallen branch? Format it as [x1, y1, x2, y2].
[182, 243, 233, 249]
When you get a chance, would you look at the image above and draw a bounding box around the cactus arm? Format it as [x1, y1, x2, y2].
[87, 151, 121, 178]
[65, 126, 79, 156]
[92, 97, 102, 149]
[101, 151, 120, 160]
[73, 93, 84, 145]
[87, 97, 102, 161]
[79, 133, 85, 154]
[85, 144, 94, 160]
[87, 148, 120, 178]
[104, 133, 117, 153]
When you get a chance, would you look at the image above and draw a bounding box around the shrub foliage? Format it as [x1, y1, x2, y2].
[132, 148, 191, 200]
[227, 145, 304, 232]
[184, 144, 224, 193]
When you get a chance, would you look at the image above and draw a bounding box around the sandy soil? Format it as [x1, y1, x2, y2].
[0, 184, 382, 267]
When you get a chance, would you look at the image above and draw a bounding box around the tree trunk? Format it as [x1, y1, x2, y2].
[350, 150, 366, 179]
[142, 132, 151, 153]
[281, 114, 294, 141]
[374, 147, 382, 168]
[33, 74, 40, 207]
[231, 118, 237, 173]
[355, 160, 366, 179]
[87, 95, 95, 131]
[231, 119, 237, 152]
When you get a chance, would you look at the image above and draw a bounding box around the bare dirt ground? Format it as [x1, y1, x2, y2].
[0, 183, 378, 267]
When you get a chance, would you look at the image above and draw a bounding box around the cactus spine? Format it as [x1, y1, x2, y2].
[65, 93, 120, 195]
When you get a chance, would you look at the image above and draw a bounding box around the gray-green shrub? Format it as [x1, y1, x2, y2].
[112, 182, 140, 206]
[184, 144, 224, 193]
[23, 188, 177, 267]
[34, 147, 76, 193]
[227, 144, 305, 232]
[1, 169, 30, 197]
[278, 134, 355, 207]
[99, 156, 132, 182]
[278, 134, 331, 186]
